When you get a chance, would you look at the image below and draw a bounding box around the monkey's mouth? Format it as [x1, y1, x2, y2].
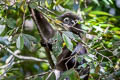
[62, 23, 72, 30]
[63, 24, 71, 27]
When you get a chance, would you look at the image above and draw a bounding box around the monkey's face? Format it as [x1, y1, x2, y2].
[63, 17, 77, 26]
[58, 13, 81, 28]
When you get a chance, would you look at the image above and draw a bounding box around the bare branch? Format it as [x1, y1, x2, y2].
[0, 44, 48, 62]
[7, 49, 48, 62]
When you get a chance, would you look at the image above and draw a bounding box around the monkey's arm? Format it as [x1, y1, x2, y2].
[29, 8, 55, 41]
[29, 7, 55, 68]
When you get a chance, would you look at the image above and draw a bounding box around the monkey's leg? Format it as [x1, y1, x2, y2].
[56, 43, 89, 80]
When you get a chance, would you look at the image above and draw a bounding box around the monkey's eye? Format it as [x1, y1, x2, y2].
[63, 17, 69, 23]
[71, 20, 76, 25]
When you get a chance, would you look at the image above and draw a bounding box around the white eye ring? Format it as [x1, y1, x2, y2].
[63, 17, 69, 23]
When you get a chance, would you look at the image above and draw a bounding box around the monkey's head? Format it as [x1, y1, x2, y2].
[58, 12, 83, 34]
[58, 12, 82, 29]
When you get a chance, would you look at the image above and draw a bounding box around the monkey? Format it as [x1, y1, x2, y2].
[58, 12, 83, 36]
[56, 13, 89, 80]
[29, 7, 89, 80]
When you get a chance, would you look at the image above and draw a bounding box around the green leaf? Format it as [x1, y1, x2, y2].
[113, 35, 120, 39]
[93, 0, 100, 6]
[59, 69, 80, 80]
[16, 34, 24, 50]
[45, 0, 52, 7]
[41, 63, 49, 71]
[108, 0, 113, 4]
[0, 36, 10, 45]
[63, 0, 70, 5]
[29, 2, 37, 9]
[84, 55, 93, 62]
[89, 11, 112, 16]
[81, 24, 90, 30]
[100, 24, 114, 27]
[103, 0, 110, 5]
[52, 31, 63, 57]
[77, 56, 84, 63]
[23, 34, 37, 42]
[81, 63, 87, 68]
[23, 34, 37, 49]
[56, 0, 64, 5]
[0, 25, 5, 35]
[63, 31, 80, 41]
[100, 62, 108, 67]
[84, 7, 93, 12]
[23, 35, 31, 49]
[111, 27, 120, 31]
[7, 18, 16, 28]
[62, 34, 73, 51]
[0, 19, 5, 25]
[47, 0, 53, 4]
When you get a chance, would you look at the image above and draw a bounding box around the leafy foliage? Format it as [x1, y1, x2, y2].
[0, 0, 120, 80]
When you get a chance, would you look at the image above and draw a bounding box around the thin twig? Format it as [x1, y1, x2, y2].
[84, 0, 87, 8]
[21, 11, 26, 32]
[95, 49, 113, 64]
[25, 70, 51, 79]
[7, 49, 48, 62]
[46, 70, 54, 80]
[38, 6, 56, 16]
[0, 61, 23, 69]
[101, 43, 113, 53]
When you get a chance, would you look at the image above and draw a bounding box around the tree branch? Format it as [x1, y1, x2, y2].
[29, 7, 55, 68]
[0, 44, 48, 62]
